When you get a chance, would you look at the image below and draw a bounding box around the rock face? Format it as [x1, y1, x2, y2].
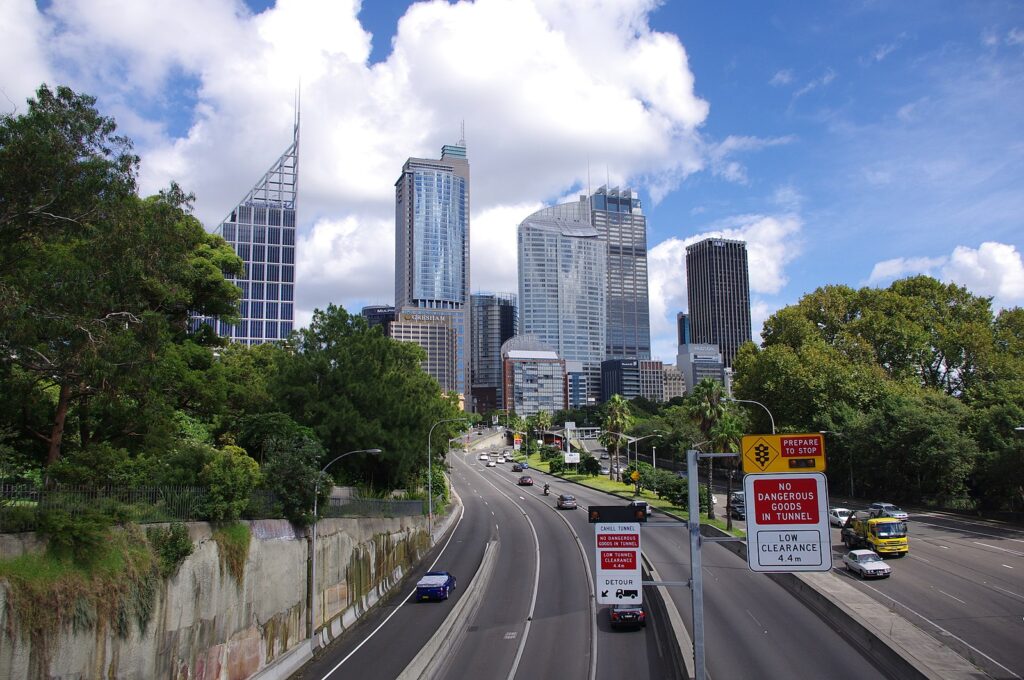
[0, 516, 431, 680]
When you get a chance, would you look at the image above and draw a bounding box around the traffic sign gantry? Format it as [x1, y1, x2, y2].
[743, 472, 831, 573]
[594, 522, 642, 605]
[741, 433, 826, 474]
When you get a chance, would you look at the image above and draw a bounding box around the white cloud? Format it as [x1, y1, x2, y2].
[647, 213, 803, 361]
[769, 69, 793, 86]
[1, 0, 712, 325]
[793, 68, 836, 99]
[1007, 28, 1024, 46]
[707, 134, 796, 184]
[867, 242, 1024, 310]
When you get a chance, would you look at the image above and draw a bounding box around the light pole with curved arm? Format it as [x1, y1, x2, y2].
[726, 397, 776, 434]
[603, 430, 632, 481]
[630, 431, 663, 468]
[310, 447, 381, 645]
[428, 418, 468, 538]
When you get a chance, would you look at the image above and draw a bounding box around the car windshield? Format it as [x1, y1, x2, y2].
[860, 554, 882, 563]
[876, 522, 907, 537]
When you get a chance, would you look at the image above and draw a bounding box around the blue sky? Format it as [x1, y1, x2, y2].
[2, 0, 1022, 364]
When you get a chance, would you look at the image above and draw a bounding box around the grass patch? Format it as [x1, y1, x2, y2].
[212, 522, 251, 584]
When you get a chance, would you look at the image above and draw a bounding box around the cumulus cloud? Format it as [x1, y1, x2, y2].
[867, 242, 1024, 310]
[1, 0, 712, 325]
[769, 69, 793, 86]
[647, 213, 803, 360]
[707, 134, 796, 184]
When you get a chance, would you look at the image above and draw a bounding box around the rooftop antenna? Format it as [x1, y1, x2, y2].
[459, 119, 466, 147]
[587, 154, 592, 197]
[294, 81, 301, 141]
[606, 164, 610, 192]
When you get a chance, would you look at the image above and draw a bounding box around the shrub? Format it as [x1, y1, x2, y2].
[199, 446, 262, 521]
[147, 522, 193, 578]
[260, 432, 325, 525]
[36, 507, 112, 566]
[579, 454, 601, 477]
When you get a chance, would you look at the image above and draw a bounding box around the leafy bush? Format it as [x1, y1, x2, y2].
[147, 522, 193, 578]
[199, 446, 262, 521]
[260, 434, 324, 525]
[0, 505, 38, 533]
[548, 458, 565, 474]
[47, 443, 141, 486]
[36, 508, 112, 565]
[579, 455, 601, 477]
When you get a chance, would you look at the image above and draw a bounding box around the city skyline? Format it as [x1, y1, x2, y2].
[5, 0, 1021, 366]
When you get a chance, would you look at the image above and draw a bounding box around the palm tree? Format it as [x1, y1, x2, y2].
[686, 379, 725, 519]
[536, 410, 552, 448]
[711, 410, 744, 530]
[604, 394, 633, 481]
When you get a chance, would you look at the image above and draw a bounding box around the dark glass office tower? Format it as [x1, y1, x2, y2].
[685, 238, 752, 368]
[471, 292, 517, 413]
[589, 186, 652, 361]
[191, 120, 298, 345]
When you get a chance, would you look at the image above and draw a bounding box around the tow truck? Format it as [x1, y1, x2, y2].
[841, 510, 908, 557]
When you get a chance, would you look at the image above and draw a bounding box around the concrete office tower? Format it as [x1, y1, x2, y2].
[639, 360, 665, 402]
[685, 238, 752, 367]
[662, 365, 686, 400]
[677, 343, 726, 390]
[471, 292, 518, 413]
[601, 359, 641, 402]
[395, 141, 471, 405]
[500, 335, 566, 417]
[589, 186, 652, 361]
[192, 120, 299, 344]
[389, 310, 458, 394]
[518, 198, 606, 405]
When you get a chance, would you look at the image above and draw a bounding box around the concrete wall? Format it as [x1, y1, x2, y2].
[0, 515, 432, 680]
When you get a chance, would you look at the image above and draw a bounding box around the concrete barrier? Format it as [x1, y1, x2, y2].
[397, 540, 499, 680]
[641, 553, 693, 680]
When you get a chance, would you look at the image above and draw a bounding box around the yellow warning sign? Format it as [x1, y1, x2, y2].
[742, 434, 826, 474]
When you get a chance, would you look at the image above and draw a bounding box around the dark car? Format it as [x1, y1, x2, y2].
[512, 463, 523, 472]
[415, 571, 456, 601]
[729, 503, 746, 520]
[556, 494, 577, 509]
[517, 476, 534, 486]
[609, 604, 646, 629]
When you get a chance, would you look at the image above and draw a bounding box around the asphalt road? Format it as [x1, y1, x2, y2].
[829, 507, 1024, 679]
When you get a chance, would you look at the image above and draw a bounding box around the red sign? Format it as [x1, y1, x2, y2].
[600, 550, 638, 570]
[780, 435, 823, 459]
[752, 477, 820, 524]
[597, 534, 640, 549]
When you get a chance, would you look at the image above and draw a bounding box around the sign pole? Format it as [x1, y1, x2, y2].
[688, 448, 706, 679]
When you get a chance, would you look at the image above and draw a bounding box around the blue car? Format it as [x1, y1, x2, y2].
[416, 571, 456, 601]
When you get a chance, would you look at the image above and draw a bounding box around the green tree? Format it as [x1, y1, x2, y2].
[710, 410, 744, 530]
[603, 394, 632, 481]
[261, 431, 326, 525]
[686, 379, 725, 518]
[199, 445, 262, 521]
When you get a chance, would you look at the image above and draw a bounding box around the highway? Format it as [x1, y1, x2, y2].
[829, 507, 1024, 679]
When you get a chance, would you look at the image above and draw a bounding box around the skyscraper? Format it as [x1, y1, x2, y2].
[677, 312, 691, 346]
[470, 292, 517, 413]
[191, 120, 299, 345]
[685, 238, 752, 367]
[394, 141, 471, 403]
[518, 197, 606, 405]
[589, 186, 651, 360]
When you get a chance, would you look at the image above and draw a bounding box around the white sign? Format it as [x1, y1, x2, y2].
[564, 450, 581, 464]
[565, 421, 576, 431]
[594, 523, 642, 605]
[743, 472, 831, 573]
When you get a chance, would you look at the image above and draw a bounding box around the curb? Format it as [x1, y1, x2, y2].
[641, 553, 693, 680]
[397, 540, 499, 680]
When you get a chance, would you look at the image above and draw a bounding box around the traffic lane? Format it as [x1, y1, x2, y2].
[500, 468, 670, 680]
[539, 475, 883, 680]
[830, 528, 1024, 679]
[906, 520, 1024, 587]
[439, 454, 545, 679]
[295, 491, 487, 680]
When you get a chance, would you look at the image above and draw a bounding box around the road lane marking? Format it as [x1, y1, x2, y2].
[746, 609, 764, 630]
[992, 584, 1024, 601]
[974, 541, 1024, 557]
[917, 521, 1024, 544]
[908, 554, 931, 564]
[1005, 564, 1014, 569]
[938, 589, 967, 605]
[912, 513, 1024, 540]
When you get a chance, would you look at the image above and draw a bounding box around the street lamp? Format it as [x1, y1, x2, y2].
[630, 431, 663, 468]
[310, 447, 381, 644]
[428, 418, 467, 538]
[726, 397, 776, 434]
[604, 430, 632, 481]
[820, 430, 851, 498]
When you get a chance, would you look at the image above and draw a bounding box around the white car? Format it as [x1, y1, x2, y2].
[829, 507, 852, 527]
[478, 453, 489, 461]
[486, 460, 496, 467]
[496, 457, 506, 464]
[842, 550, 892, 579]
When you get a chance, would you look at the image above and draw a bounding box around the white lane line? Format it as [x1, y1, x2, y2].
[746, 609, 764, 629]
[908, 554, 931, 564]
[912, 513, 1024, 540]
[1005, 564, 1014, 569]
[938, 589, 967, 605]
[320, 502, 466, 680]
[917, 521, 1024, 544]
[850, 577, 1020, 679]
[974, 541, 1024, 557]
[992, 584, 1024, 602]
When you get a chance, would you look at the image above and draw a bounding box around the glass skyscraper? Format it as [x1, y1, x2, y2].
[589, 186, 651, 360]
[471, 292, 517, 413]
[192, 121, 298, 345]
[394, 142, 471, 402]
[518, 197, 606, 405]
[685, 238, 752, 368]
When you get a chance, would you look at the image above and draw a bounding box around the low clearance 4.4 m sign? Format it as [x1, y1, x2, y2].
[743, 473, 831, 573]
[594, 523, 642, 605]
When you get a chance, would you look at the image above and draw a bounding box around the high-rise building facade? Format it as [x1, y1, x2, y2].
[389, 310, 458, 393]
[685, 238, 752, 367]
[361, 304, 396, 333]
[601, 358, 641, 402]
[677, 312, 691, 346]
[500, 335, 566, 417]
[192, 121, 298, 344]
[677, 342, 727, 390]
[470, 292, 517, 413]
[639, 360, 665, 402]
[589, 186, 651, 361]
[662, 365, 686, 400]
[395, 142, 471, 404]
[518, 198, 606, 404]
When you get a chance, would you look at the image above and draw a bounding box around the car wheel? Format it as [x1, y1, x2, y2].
[443, 587, 449, 600]
[858, 570, 865, 580]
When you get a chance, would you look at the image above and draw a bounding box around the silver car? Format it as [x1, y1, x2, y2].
[868, 502, 909, 520]
[842, 549, 892, 579]
[828, 507, 852, 527]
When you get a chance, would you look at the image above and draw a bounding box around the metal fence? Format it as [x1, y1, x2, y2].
[0, 482, 426, 533]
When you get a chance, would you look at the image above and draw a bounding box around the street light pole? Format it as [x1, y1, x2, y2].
[727, 398, 776, 434]
[310, 447, 381, 645]
[428, 418, 467, 540]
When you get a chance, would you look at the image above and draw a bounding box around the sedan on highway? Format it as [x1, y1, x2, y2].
[842, 550, 892, 579]
[609, 604, 646, 629]
[556, 494, 577, 509]
[416, 571, 457, 601]
[868, 502, 908, 520]
[517, 476, 534, 486]
[486, 460, 496, 467]
[829, 507, 852, 527]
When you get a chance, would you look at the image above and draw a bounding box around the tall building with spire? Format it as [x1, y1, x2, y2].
[685, 237, 751, 367]
[192, 119, 299, 345]
[394, 140, 471, 404]
[589, 186, 651, 361]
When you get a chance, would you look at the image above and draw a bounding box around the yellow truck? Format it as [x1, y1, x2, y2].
[840, 511, 908, 557]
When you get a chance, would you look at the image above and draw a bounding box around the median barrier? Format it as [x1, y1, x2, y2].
[641, 553, 693, 680]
